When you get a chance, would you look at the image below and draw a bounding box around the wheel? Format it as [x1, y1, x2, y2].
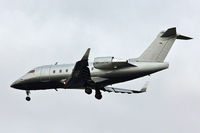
[95, 93, 102, 100]
[95, 89, 102, 100]
[26, 96, 31, 101]
[95, 90, 102, 100]
[85, 88, 92, 95]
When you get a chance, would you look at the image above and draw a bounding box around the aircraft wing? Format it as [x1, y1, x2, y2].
[104, 82, 148, 94]
[65, 48, 92, 88]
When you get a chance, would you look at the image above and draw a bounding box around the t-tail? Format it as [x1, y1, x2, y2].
[135, 27, 192, 62]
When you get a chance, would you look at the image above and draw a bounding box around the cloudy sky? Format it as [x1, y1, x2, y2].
[0, 0, 200, 133]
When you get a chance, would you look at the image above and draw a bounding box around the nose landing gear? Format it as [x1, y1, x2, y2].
[26, 90, 31, 101]
[26, 96, 31, 101]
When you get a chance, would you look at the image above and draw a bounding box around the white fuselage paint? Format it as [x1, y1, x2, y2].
[11, 61, 169, 90]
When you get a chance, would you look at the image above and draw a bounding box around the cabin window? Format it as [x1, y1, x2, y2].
[53, 70, 56, 73]
[59, 70, 62, 73]
[66, 69, 68, 72]
[28, 70, 35, 73]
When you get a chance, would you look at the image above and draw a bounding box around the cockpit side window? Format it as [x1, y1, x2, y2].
[28, 70, 35, 73]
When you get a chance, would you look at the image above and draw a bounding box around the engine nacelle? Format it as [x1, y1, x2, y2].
[93, 57, 128, 70]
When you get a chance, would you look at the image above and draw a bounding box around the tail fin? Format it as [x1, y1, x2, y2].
[136, 27, 192, 62]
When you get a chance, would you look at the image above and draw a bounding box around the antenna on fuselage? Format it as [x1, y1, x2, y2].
[55, 62, 58, 65]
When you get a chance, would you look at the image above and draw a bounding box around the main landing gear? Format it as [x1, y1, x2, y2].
[85, 87, 102, 100]
[95, 89, 102, 100]
[85, 87, 92, 95]
[26, 90, 31, 101]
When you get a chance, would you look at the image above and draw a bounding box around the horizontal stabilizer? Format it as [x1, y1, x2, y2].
[161, 27, 192, 40]
[177, 34, 193, 40]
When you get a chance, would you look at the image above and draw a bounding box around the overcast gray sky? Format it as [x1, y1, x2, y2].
[0, 0, 200, 133]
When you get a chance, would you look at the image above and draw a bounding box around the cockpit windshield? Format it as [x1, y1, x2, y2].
[27, 70, 35, 74]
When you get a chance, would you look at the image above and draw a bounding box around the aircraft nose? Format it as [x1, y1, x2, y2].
[10, 80, 23, 89]
[10, 83, 14, 88]
[10, 81, 18, 88]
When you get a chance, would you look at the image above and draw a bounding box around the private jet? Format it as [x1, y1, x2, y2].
[10, 27, 192, 101]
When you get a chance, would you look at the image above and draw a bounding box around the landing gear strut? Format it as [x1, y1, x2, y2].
[26, 90, 31, 101]
[95, 89, 102, 100]
[85, 87, 92, 95]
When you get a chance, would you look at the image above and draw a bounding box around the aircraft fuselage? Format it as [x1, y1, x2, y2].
[11, 62, 169, 90]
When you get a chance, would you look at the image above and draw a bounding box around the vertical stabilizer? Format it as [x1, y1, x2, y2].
[136, 27, 192, 62]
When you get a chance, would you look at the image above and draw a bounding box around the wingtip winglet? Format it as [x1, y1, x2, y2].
[141, 81, 149, 92]
[81, 48, 91, 60]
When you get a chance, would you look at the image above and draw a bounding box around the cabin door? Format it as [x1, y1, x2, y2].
[40, 66, 50, 82]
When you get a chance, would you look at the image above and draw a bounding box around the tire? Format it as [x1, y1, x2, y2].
[85, 88, 92, 95]
[95, 93, 102, 100]
[26, 97, 31, 101]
